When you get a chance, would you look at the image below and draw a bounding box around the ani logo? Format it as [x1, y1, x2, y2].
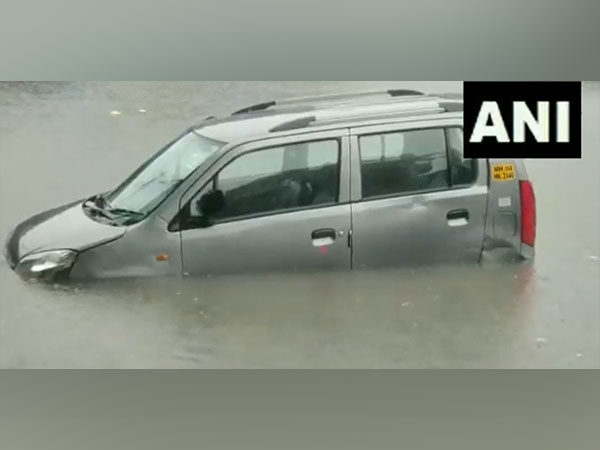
[463, 82, 581, 159]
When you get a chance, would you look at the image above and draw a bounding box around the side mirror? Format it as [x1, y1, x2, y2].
[197, 190, 225, 216]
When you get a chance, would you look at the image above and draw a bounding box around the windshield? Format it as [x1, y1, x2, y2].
[105, 130, 225, 215]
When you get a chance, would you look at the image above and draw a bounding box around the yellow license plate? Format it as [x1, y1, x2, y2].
[491, 164, 515, 181]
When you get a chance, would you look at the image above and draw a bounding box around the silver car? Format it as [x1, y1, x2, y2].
[3, 89, 536, 280]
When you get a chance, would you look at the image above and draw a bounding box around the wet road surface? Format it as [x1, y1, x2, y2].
[0, 82, 598, 368]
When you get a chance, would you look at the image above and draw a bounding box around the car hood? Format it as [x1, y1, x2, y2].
[3, 199, 127, 268]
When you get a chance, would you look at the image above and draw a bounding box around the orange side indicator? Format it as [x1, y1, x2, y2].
[155, 253, 169, 262]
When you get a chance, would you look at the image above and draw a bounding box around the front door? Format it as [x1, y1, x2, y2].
[178, 132, 352, 276]
[349, 120, 488, 268]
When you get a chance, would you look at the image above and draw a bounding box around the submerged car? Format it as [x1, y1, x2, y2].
[3, 89, 536, 281]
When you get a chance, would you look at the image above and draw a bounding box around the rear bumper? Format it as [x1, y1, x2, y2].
[520, 243, 535, 259]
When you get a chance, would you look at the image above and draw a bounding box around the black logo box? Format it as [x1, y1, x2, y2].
[463, 81, 581, 159]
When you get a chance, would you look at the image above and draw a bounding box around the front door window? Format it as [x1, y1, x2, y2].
[189, 139, 340, 224]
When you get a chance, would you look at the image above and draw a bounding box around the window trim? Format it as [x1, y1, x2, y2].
[171, 137, 343, 231]
[444, 127, 478, 188]
[198, 201, 348, 227]
[355, 125, 478, 203]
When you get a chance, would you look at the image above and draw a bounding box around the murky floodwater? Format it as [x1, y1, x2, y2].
[0, 81, 598, 368]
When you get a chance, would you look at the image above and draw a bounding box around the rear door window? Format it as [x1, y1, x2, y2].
[359, 128, 449, 198]
[358, 127, 476, 199]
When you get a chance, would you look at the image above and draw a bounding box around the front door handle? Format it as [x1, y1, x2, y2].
[447, 209, 469, 227]
[311, 228, 336, 247]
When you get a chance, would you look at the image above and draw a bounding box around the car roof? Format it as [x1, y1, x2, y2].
[195, 89, 463, 143]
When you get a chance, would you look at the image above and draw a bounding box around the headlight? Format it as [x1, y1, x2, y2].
[16, 249, 77, 280]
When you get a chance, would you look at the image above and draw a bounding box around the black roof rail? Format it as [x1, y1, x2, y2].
[232, 101, 276, 115]
[234, 89, 426, 116]
[439, 101, 463, 112]
[437, 93, 463, 100]
[269, 116, 316, 133]
[387, 89, 425, 97]
[436, 93, 463, 112]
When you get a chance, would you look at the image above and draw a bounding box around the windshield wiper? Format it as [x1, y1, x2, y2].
[92, 193, 143, 217]
[83, 198, 116, 221]
[83, 198, 145, 227]
[107, 207, 145, 217]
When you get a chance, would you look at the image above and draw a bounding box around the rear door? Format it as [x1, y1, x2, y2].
[176, 130, 352, 276]
[349, 119, 488, 268]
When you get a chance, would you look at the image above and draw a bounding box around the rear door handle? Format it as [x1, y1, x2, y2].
[311, 228, 336, 247]
[447, 209, 469, 227]
[312, 228, 336, 240]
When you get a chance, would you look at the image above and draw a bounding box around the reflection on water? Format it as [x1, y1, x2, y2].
[0, 82, 599, 368]
[0, 262, 542, 368]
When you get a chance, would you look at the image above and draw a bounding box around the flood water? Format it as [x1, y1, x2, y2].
[0, 81, 598, 368]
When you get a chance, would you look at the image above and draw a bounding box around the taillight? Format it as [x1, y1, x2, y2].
[519, 180, 536, 247]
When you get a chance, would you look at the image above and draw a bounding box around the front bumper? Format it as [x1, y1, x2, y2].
[2, 228, 17, 269]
